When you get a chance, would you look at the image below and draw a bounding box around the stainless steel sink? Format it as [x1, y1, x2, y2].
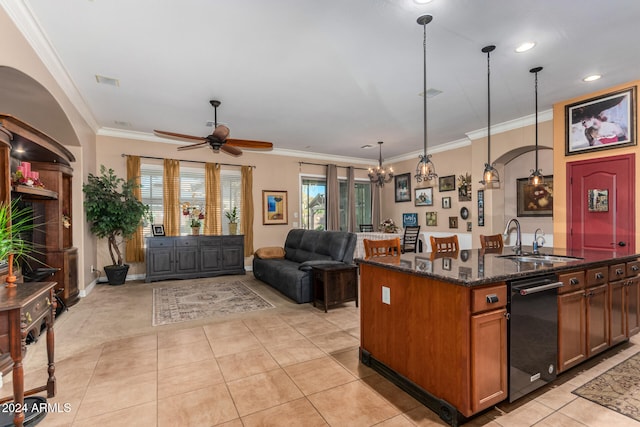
[498, 254, 583, 263]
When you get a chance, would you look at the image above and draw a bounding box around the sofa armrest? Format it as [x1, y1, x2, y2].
[298, 260, 345, 271]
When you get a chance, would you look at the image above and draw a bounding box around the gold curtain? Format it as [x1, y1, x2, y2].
[163, 159, 181, 236]
[125, 155, 144, 262]
[205, 163, 221, 235]
[241, 166, 254, 255]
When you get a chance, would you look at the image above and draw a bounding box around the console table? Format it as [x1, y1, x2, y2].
[0, 281, 56, 427]
[146, 235, 245, 282]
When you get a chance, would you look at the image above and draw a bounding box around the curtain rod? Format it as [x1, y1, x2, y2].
[121, 153, 255, 168]
[299, 161, 369, 171]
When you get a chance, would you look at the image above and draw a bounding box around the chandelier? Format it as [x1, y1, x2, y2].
[529, 66, 544, 186]
[368, 141, 393, 187]
[414, 14, 437, 183]
[479, 45, 500, 187]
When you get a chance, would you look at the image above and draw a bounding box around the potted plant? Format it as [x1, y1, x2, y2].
[0, 198, 38, 287]
[182, 202, 204, 235]
[83, 165, 150, 285]
[225, 206, 238, 235]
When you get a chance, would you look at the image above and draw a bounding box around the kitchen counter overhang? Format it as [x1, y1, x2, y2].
[356, 246, 640, 286]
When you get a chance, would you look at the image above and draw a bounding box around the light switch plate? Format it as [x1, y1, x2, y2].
[382, 286, 390, 304]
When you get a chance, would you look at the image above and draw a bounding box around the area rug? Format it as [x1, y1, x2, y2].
[572, 351, 640, 422]
[152, 280, 274, 326]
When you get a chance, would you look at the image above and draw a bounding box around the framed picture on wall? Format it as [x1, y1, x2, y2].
[438, 175, 456, 192]
[394, 173, 412, 202]
[477, 189, 484, 226]
[262, 190, 288, 225]
[426, 211, 437, 226]
[565, 86, 636, 155]
[415, 187, 434, 206]
[402, 213, 418, 227]
[442, 197, 451, 209]
[516, 176, 553, 217]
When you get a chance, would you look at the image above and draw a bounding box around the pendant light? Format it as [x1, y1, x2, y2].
[414, 14, 437, 183]
[368, 141, 394, 187]
[528, 66, 544, 186]
[479, 45, 500, 186]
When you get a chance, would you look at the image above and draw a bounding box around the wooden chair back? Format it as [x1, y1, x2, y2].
[359, 224, 374, 232]
[363, 238, 402, 258]
[430, 235, 459, 254]
[401, 225, 421, 253]
[480, 234, 504, 249]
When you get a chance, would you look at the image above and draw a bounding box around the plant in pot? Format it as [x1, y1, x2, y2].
[83, 166, 150, 285]
[0, 198, 39, 288]
[225, 206, 238, 235]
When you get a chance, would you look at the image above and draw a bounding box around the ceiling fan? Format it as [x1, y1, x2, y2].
[154, 100, 273, 156]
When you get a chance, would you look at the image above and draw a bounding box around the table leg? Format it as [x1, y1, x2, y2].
[46, 289, 57, 397]
[9, 309, 25, 427]
[323, 275, 328, 313]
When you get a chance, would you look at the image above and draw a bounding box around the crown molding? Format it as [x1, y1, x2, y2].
[1, 0, 99, 131]
[466, 108, 553, 141]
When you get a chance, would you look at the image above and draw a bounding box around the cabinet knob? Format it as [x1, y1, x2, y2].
[25, 312, 32, 324]
[632, 265, 639, 272]
[569, 278, 580, 286]
[596, 272, 604, 280]
[486, 294, 499, 304]
[616, 268, 624, 276]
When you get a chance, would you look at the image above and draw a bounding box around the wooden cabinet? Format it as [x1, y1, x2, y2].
[359, 263, 507, 419]
[470, 285, 507, 413]
[0, 115, 78, 307]
[558, 268, 609, 373]
[312, 264, 358, 312]
[145, 235, 245, 282]
[609, 260, 640, 345]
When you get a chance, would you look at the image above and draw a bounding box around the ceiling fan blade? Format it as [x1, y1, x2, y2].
[226, 139, 273, 150]
[177, 141, 209, 151]
[211, 125, 230, 141]
[154, 130, 205, 142]
[221, 144, 243, 156]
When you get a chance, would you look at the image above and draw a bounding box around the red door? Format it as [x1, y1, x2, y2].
[567, 154, 635, 253]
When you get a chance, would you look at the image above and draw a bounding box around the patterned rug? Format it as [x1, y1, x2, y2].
[573, 351, 640, 422]
[152, 280, 275, 326]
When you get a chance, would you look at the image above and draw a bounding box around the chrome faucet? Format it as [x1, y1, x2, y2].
[533, 228, 546, 254]
[503, 218, 522, 255]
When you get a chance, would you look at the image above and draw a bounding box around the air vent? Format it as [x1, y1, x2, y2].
[95, 75, 120, 86]
[419, 88, 442, 98]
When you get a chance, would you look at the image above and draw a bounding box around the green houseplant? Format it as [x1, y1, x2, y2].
[225, 206, 238, 235]
[0, 198, 38, 287]
[83, 165, 150, 285]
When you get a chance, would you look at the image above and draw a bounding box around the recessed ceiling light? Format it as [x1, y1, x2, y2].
[95, 74, 120, 86]
[515, 42, 536, 53]
[583, 74, 602, 82]
[413, 0, 434, 4]
[361, 144, 373, 149]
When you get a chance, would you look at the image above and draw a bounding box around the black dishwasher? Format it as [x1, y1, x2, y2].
[508, 274, 563, 402]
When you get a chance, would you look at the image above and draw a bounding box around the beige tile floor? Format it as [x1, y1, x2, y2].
[6, 274, 640, 426]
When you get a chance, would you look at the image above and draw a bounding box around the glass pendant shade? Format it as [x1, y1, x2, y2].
[528, 66, 544, 186]
[479, 45, 500, 187]
[368, 141, 393, 187]
[414, 14, 437, 183]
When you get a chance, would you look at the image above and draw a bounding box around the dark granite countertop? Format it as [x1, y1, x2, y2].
[356, 246, 640, 287]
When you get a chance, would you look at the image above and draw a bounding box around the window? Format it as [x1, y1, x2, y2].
[140, 163, 241, 236]
[301, 176, 371, 231]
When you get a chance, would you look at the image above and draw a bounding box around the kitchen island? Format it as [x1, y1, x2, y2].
[357, 247, 640, 426]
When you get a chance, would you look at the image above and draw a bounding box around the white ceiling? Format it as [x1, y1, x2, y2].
[4, 0, 640, 161]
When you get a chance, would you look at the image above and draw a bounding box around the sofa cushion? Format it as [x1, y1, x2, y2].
[255, 246, 285, 259]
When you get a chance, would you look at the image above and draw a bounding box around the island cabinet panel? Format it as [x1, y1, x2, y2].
[359, 263, 506, 417]
[558, 268, 609, 374]
[609, 261, 640, 345]
[146, 235, 245, 282]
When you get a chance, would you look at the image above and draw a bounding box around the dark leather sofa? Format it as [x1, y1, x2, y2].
[252, 229, 356, 303]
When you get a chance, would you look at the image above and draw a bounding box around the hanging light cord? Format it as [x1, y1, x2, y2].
[422, 20, 428, 157]
[534, 69, 539, 172]
[486, 48, 492, 165]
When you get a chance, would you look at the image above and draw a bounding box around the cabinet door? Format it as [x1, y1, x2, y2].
[222, 246, 244, 269]
[558, 290, 586, 373]
[627, 277, 640, 337]
[609, 280, 626, 346]
[148, 247, 174, 276]
[175, 247, 198, 273]
[200, 245, 222, 271]
[586, 284, 609, 357]
[470, 308, 507, 413]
